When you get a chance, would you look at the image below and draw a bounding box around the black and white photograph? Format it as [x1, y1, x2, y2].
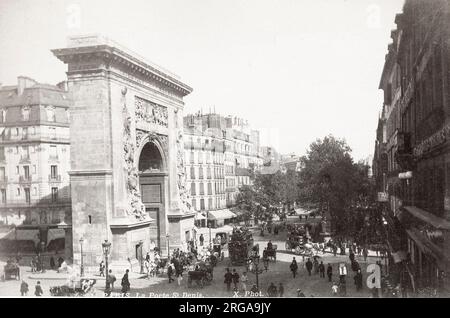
[0, 0, 449, 300]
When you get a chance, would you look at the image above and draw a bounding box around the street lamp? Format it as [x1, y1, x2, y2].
[247, 255, 266, 289]
[79, 237, 84, 277]
[102, 240, 111, 290]
[166, 234, 170, 259]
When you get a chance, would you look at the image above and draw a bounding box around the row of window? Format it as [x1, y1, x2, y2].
[191, 196, 225, 211]
[188, 166, 224, 180]
[0, 145, 60, 161]
[0, 186, 59, 204]
[190, 181, 225, 196]
[187, 151, 225, 165]
[0, 106, 58, 123]
[0, 165, 58, 181]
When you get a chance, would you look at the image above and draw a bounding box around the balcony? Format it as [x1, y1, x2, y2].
[48, 175, 62, 182]
[19, 175, 32, 183]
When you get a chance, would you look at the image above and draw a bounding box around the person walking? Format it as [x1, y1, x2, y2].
[354, 269, 363, 292]
[363, 248, 368, 262]
[99, 261, 105, 277]
[108, 269, 116, 290]
[305, 258, 313, 276]
[20, 280, 29, 296]
[121, 269, 130, 295]
[176, 263, 183, 286]
[319, 261, 325, 278]
[241, 272, 248, 293]
[278, 283, 284, 297]
[50, 256, 55, 270]
[224, 268, 233, 291]
[34, 281, 43, 297]
[232, 269, 240, 291]
[30, 257, 36, 273]
[333, 244, 337, 257]
[313, 257, 319, 274]
[167, 263, 174, 283]
[327, 263, 333, 282]
[267, 282, 277, 297]
[199, 234, 204, 247]
[290, 257, 298, 278]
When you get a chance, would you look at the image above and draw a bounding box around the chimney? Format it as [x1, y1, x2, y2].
[18, 76, 37, 95]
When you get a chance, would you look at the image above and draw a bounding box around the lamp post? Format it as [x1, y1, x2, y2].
[248, 255, 266, 290]
[102, 240, 111, 290]
[166, 234, 170, 259]
[79, 237, 84, 277]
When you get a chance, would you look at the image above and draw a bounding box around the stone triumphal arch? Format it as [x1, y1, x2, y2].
[52, 35, 195, 267]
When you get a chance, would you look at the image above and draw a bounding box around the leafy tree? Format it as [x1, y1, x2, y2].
[297, 135, 373, 237]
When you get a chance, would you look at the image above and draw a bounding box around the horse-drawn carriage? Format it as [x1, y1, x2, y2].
[187, 262, 213, 288]
[263, 245, 277, 261]
[49, 278, 97, 297]
[2, 259, 20, 281]
[228, 228, 255, 266]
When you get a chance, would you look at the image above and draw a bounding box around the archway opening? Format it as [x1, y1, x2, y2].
[139, 142, 163, 173]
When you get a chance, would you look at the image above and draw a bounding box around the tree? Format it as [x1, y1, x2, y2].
[298, 135, 373, 237]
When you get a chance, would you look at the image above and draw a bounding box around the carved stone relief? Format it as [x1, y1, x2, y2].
[122, 87, 146, 220]
[135, 96, 168, 127]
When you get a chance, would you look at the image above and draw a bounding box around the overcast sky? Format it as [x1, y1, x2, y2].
[0, 0, 405, 161]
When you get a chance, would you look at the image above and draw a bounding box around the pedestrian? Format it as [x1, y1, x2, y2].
[349, 250, 355, 263]
[363, 248, 368, 262]
[50, 256, 55, 270]
[167, 263, 174, 283]
[20, 280, 29, 296]
[331, 282, 339, 296]
[121, 269, 130, 295]
[34, 281, 43, 297]
[354, 269, 363, 292]
[305, 258, 313, 276]
[267, 282, 277, 297]
[278, 283, 284, 297]
[241, 272, 248, 293]
[319, 261, 325, 278]
[30, 257, 35, 273]
[232, 269, 240, 290]
[313, 257, 319, 274]
[250, 284, 259, 294]
[145, 252, 150, 263]
[176, 263, 183, 286]
[224, 268, 233, 291]
[333, 245, 337, 257]
[339, 280, 347, 297]
[327, 263, 333, 282]
[99, 260, 105, 277]
[290, 257, 298, 278]
[108, 269, 116, 290]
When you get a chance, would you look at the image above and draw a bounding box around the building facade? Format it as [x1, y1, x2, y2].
[183, 113, 263, 230]
[52, 35, 195, 267]
[376, 0, 450, 296]
[0, 77, 72, 258]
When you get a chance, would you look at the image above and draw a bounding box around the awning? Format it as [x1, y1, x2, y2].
[0, 229, 15, 240]
[406, 227, 450, 269]
[0, 229, 39, 242]
[208, 209, 237, 220]
[47, 229, 65, 243]
[403, 206, 450, 230]
[195, 212, 206, 220]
